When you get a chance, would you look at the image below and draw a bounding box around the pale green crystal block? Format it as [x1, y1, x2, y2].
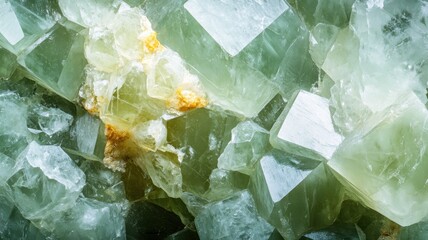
[58, 0, 121, 28]
[184, 0, 288, 56]
[0, 47, 17, 80]
[323, 2, 427, 134]
[29, 104, 73, 136]
[18, 22, 86, 101]
[249, 150, 344, 239]
[309, 23, 340, 67]
[67, 109, 106, 160]
[143, 1, 317, 116]
[47, 198, 125, 239]
[195, 190, 274, 240]
[218, 121, 270, 175]
[328, 92, 428, 226]
[270, 90, 343, 161]
[8, 141, 85, 221]
[0, 0, 61, 54]
[135, 148, 183, 198]
[167, 108, 238, 195]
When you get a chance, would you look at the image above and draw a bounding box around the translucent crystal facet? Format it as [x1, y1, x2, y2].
[270, 90, 343, 161]
[249, 150, 344, 239]
[8, 142, 85, 220]
[184, 0, 288, 56]
[195, 190, 274, 240]
[328, 93, 428, 226]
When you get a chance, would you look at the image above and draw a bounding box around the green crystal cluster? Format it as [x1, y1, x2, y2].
[1, 0, 428, 239]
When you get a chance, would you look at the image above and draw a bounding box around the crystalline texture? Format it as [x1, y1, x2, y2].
[270, 90, 343, 161]
[218, 121, 270, 174]
[0, 0, 61, 54]
[0, 47, 17, 80]
[0, 0, 24, 45]
[18, 22, 86, 101]
[184, 0, 288, 56]
[8, 141, 85, 221]
[58, 0, 121, 28]
[167, 108, 238, 195]
[328, 92, 428, 226]
[249, 150, 345, 239]
[195, 190, 274, 240]
[46, 198, 126, 239]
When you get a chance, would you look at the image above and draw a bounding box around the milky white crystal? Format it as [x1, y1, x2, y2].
[184, 0, 288, 56]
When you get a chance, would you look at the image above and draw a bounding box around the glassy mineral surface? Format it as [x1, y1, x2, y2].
[1, 0, 428, 239]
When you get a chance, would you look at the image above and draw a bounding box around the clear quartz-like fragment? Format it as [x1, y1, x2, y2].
[328, 92, 428, 226]
[195, 190, 274, 240]
[184, 0, 288, 56]
[58, 0, 121, 28]
[167, 108, 239, 195]
[270, 90, 343, 161]
[46, 197, 126, 239]
[8, 142, 85, 221]
[0, 0, 24, 45]
[135, 146, 183, 198]
[18, 22, 86, 101]
[0, 0, 61, 54]
[249, 150, 344, 239]
[218, 121, 270, 175]
[143, 1, 315, 117]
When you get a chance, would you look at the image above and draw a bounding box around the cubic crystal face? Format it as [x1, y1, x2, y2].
[184, 0, 288, 56]
[2, 0, 428, 238]
[249, 150, 344, 239]
[328, 93, 428, 226]
[270, 90, 343, 161]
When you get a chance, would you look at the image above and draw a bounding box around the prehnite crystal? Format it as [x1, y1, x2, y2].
[1, 0, 428, 239]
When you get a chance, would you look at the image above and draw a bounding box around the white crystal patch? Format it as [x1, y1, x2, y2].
[277, 90, 343, 160]
[184, 0, 288, 56]
[0, 0, 24, 45]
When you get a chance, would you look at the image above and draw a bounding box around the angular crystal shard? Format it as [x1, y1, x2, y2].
[18, 22, 86, 101]
[184, 0, 288, 56]
[249, 150, 344, 239]
[195, 190, 274, 240]
[8, 142, 85, 220]
[167, 108, 239, 195]
[0, 0, 61, 54]
[270, 90, 343, 161]
[218, 121, 270, 174]
[328, 92, 428, 226]
[144, 2, 314, 117]
[47, 198, 126, 239]
[0, 0, 24, 45]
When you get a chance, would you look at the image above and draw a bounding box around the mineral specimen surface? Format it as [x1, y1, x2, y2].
[1, 0, 428, 239]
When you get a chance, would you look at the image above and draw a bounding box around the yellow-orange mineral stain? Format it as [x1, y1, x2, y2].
[144, 32, 163, 53]
[171, 87, 208, 112]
